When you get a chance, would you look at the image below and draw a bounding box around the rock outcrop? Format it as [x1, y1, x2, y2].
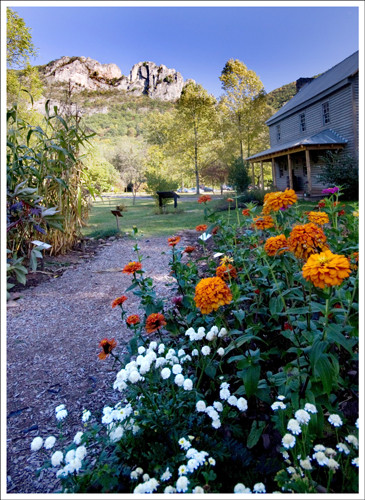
[41, 56, 185, 101]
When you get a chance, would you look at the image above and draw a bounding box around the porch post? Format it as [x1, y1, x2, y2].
[287, 154, 293, 190]
[271, 158, 276, 187]
[305, 149, 312, 194]
[251, 162, 255, 187]
[260, 161, 264, 190]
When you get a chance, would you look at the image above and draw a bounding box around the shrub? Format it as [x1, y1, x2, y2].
[227, 158, 250, 193]
[317, 151, 358, 200]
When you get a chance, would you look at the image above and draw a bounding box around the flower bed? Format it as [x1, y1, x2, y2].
[30, 189, 359, 494]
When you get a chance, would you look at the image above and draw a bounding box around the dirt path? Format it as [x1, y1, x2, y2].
[6, 234, 194, 494]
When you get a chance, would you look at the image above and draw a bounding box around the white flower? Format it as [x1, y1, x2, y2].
[180, 354, 192, 363]
[172, 364, 182, 374]
[174, 374, 185, 386]
[75, 445, 87, 460]
[51, 450, 63, 467]
[271, 401, 286, 411]
[178, 464, 188, 476]
[287, 419, 301, 435]
[55, 404, 65, 413]
[345, 435, 359, 448]
[82, 409, 91, 422]
[253, 482, 266, 493]
[304, 403, 317, 414]
[237, 397, 248, 411]
[196, 400, 206, 412]
[282, 451, 289, 459]
[201, 345, 211, 356]
[158, 343, 165, 354]
[187, 458, 199, 471]
[65, 449, 76, 463]
[313, 451, 328, 466]
[327, 458, 340, 470]
[295, 409, 311, 425]
[183, 379, 193, 390]
[208, 457, 216, 466]
[300, 458, 312, 470]
[212, 419, 221, 429]
[287, 466, 296, 474]
[336, 443, 350, 454]
[145, 351, 157, 363]
[213, 401, 223, 412]
[186, 447, 198, 458]
[228, 395, 238, 406]
[161, 368, 171, 380]
[110, 426, 124, 442]
[313, 444, 326, 452]
[56, 409, 68, 421]
[136, 467, 143, 475]
[282, 434, 296, 449]
[220, 388, 230, 400]
[176, 476, 190, 493]
[325, 447, 336, 456]
[352, 457, 359, 467]
[138, 346, 146, 355]
[30, 437, 43, 451]
[355, 418, 359, 429]
[149, 341, 157, 350]
[277, 395, 286, 401]
[155, 357, 167, 368]
[44, 436, 56, 449]
[205, 406, 219, 420]
[160, 467, 172, 481]
[220, 382, 230, 389]
[192, 486, 205, 493]
[234, 483, 251, 493]
[178, 438, 191, 450]
[164, 486, 176, 493]
[129, 370, 142, 383]
[191, 349, 199, 356]
[73, 432, 83, 445]
[178, 349, 186, 357]
[328, 414, 343, 427]
[130, 470, 139, 480]
[217, 347, 225, 356]
[218, 327, 227, 338]
[142, 473, 150, 481]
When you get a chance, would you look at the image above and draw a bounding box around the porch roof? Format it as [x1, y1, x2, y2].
[245, 129, 348, 162]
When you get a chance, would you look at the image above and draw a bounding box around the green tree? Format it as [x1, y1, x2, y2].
[228, 157, 251, 193]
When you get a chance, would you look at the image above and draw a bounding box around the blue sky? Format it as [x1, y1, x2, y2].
[11, 4, 360, 97]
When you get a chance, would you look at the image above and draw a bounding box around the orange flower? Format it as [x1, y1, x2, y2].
[122, 261, 143, 274]
[252, 215, 275, 230]
[145, 313, 167, 334]
[242, 209, 250, 216]
[111, 295, 127, 308]
[212, 226, 219, 235]
[184, 246, 196, 253]
[264, 234, 288, 256]
[288, 223, 328, 260]
[262, 189, 298, 215]
[216, 263, 238, 281]
[196, 224, 208, 232]
[126, 314, 141, 326]
[302, 250, 351, 289]
[338, 209, 345, 216]
[198, 195, 212, 204]
[98, 338, 117, 360]
[227, 198, 234, 203]
[168, 236, 181, 247]
[194, 276, 232, 314]
[318, 200, 326, 209]
[307, 211, 329, 225]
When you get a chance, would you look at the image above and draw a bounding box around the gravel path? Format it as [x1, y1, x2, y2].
[6, 235, 193, 494]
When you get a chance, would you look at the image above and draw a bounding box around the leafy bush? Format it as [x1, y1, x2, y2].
[144, 171, 179, 210]
[227, 158, 250, 193]
[317, 151, 358, 200]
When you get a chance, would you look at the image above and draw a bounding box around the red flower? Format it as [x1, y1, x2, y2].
[122, 261, 142, 274]
[242, 209, 250, 216]
[254, 289, 260, 294]
[284, 322, 293, 331]
[184, 246, 196, 254]
[338, 209, 345, 216]
[98, 338, 117, 360]
[126, 314, 141, 325]
[111, 295, 127, 308]
[145, 313, 167, 334]
[227, 198, 234, 203]
[168, 236, 181, 247]
[212, 226, 219, 235]
[196, 224, 208, 232]
[198, 195, 212, 204]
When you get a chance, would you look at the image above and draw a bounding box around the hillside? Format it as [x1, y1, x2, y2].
[266, 81, 297, 111]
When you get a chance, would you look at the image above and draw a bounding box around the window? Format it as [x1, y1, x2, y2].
[276, 124, 281, 141]
[322, 102, 330, 125]
[299, 113, 306, 132]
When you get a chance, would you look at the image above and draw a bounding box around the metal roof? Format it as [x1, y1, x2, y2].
[266, 51, 358, 125]
[246, 129, 348, 161]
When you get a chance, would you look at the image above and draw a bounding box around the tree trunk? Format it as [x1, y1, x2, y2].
[194, 122, 200, 195]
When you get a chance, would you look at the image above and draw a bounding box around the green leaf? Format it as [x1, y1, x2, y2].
[241, 364, 261, 399]
[326, 324, 357, 354]
[247, 420, 265, 448]
[269, 296, 283, 316]
[204, 364, 217, 379]
[315, 356, 334, 395]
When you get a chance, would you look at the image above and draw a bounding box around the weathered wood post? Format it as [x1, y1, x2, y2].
[305, 149, 312, 194]
[111, 210, 123, 230]
[287, 154, 294, 190]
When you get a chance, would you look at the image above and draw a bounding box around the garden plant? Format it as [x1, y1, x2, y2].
[29, 188, 359, 494]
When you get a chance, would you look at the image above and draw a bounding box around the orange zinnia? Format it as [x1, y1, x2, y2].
[288, 223, 328, 260]
[216, 263, 238, 281]
[98, 338, 117, 360]
[145, 313, 167, 334]
[198, 195, 212, 204]
[252, 215, 275, 230]
[212, 226, 219, 235]
[302, 250, 351, 289]
[227, 198, 234, 203]
[126, 314, 141, 326]
[242, 209, 250, 216]
[194, 276, 232, 314]
[184, 246, 196, 253]
[264, 234, 288, 256]
[262, 189, 298, 215]
[111, 295, 127, 308]
[196, 224, 208, 232]
[307, 211, 330, 225]
[168, 236, 181, 247]
[122, 261, 143, 274]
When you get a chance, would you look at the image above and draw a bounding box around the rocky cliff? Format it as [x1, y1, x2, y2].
[40, 56, 185, 101]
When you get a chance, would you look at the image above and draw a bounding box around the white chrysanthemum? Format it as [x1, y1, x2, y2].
[165, 349, 176, 360]
[208, 457, 216, 466]
[295, 409, 311, 425]
[201, 345, 211, 356]
[313, 451, 328, 466]
[178, 464, 188, 476]
[213, 401, 223, 412]
[282, 451, 289, 459]
[277, 395, 286, 401]
[287, 419, 301, 435]
[271, 401, 286, 411]
[282, 434, 296, 449]
[178, 438, 191, 450]
[81, 409, 91, 422]
[336, 443, 350, 454]
[205, 406, 219, 421]
[158, 343, 165, 354]
[164, 485, 176, 493]
[352, 457, 359, 467]
[178, 349, 186, 358]
[217, 347, 225, 356]
[218, 327, 227, 338]
[196, 400, 206, 412]
[186, 447, 198, 459]
[253, 482, 266, 493]
[228, 395, 238, 406]
[136, 467, 143, 475]
[328, 414, 343, 427]
[65, 449, 76, 463]
[149, 341, 157, 350]
[180, 354, 192, 363]
[73, 432, 83, 446]
[142, 473, 150, 481]
[174, 374, 185, 386]
[137, 346, 146, 355]
[195, 451, 208, 465]
[237, 397, 248, 411]
[44, 436, 56, 449]
[56, 409, 68, 421]
[161, 367, 171, 380]
[220, 388, 230, 400]
[304, 403, 317, 414]
[183, 379, 193, 390]
[327, 458, 340, 470]
[234, 483, 251, 493]
[300, 458, 312, 470]
[345, 435, 359, 448]
[160, 467, 172, 481]
[30, 437, 43, 451]
[176, 476, 190, 493]
[130, 471, 138, 480]
[313, 444, 326, 452]
[220, 382, 229, 389]
[192, 486, 205, 493]
[191, 349, 199, 356]
[325, 447, 336, 456]
[187, 458, 199, 472]
[172, 364, 182, 374]
[287, 466, 296, 474]
[155, 357, 167, 368]
[212, 419, 221, 429]
[139, 360, 152, 375]
[55, 404, 65, 413]
[197, 327, 206, 339]
[129, 370, 142, 383]
[75, 445, 87, 460]
[51, 450, 63, 467]
[110, 426, 124, 442]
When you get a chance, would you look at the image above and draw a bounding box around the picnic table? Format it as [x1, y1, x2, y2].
[156, 191, 180, 209]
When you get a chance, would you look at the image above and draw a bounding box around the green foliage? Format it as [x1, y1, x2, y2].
[228, 158, 250, 193]
[85, 149, 120, 193]
[145, 171, 179, 208]
[7, 8, 37, 69]
[266, 81, 297, 111]
[316, 151, 358, 200]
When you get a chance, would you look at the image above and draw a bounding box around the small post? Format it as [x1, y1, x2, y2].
[287, 154, 293, 190]
[260, 161, 264, 190]
[111, 210, 123, 231]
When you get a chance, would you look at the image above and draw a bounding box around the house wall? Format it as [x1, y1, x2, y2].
[274, 152, 329, 193]
[269, 75, 359, 159]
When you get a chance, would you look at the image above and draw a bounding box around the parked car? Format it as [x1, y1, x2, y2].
[177, 188, 189, 193]
[204, 187, 214, 192]
[222, 185, 233, 191]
